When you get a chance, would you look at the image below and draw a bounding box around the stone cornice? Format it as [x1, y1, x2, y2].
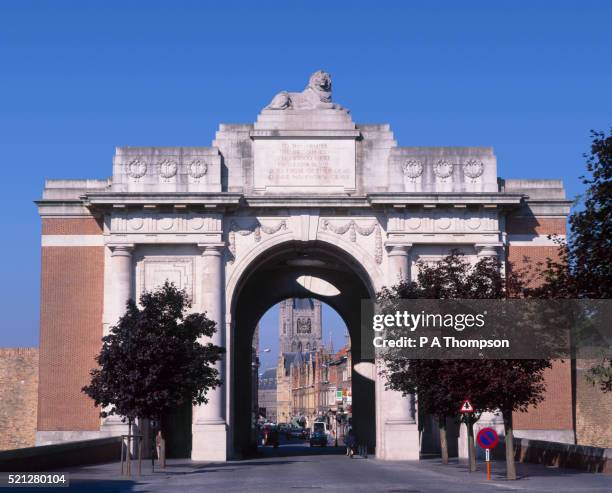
[367, 192, 525, 207]
[250, 129, 360, 139]
[80, 192, 243, 209]
[37, 192, 568, 216]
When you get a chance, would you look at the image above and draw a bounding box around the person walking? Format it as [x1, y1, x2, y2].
[345, 428, 356, 458]
[358, 442, 368, 459]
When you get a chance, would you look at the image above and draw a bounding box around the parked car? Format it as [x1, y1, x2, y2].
[312, 421, 327, 434]
[309, 430, 328, 447]
[287, 426, 308, 440]
[260, 424, 279, 448]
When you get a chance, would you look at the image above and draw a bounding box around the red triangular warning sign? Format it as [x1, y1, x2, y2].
[459, 399, 474, 413]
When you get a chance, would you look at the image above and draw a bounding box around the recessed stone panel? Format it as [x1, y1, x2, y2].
[253, 139, 356, 193]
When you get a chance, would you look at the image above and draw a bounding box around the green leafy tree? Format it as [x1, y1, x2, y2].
[82, 282, 225, 442]
[380, 251, 551, 479]
[527, 130, 611, 392]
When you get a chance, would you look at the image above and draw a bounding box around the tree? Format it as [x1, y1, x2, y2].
[569, 129, 611, 299]
[380, 251, 551, 479]
[82, 282, 225, 449]
[379, 252, 507, 469]
[526, 130, 611, 392]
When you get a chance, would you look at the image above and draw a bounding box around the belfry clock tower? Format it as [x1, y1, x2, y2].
[278, 298, 322, 353]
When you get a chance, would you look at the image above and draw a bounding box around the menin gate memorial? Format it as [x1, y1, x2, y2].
[37, 71, 572, 461]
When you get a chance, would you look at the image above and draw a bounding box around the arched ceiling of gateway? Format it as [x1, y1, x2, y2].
[231, 241, 373, 339]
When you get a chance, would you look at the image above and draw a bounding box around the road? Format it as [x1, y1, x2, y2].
[2, 440, 609, 493]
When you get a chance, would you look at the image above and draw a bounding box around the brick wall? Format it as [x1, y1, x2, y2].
[575, 359, 612, 448]
[506, 216, 566, 235]
[0, 348, 39, 450]
[506, 215, 573, 436]
[38, 218, 104, 432]
[41, 217, 103, 235]
[512, 360, 573, 431]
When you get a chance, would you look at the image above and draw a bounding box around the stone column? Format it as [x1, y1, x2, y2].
[475, 243, 504, 276]
[386, 243, 412, 283]
[102, 244, 134, 436]
[192, 243, 227, 461]
[108, 244, 134, 326]
[475, 243, 501, 259]
[379, 242, 419, 459]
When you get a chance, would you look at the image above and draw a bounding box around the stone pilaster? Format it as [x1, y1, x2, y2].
[380, 243, 419, 459]
[102, 244, 134, 436]
[475, 243, 501, 258]
[386, 243, 412, 284]
[108, 244, 135, 326]
[192, 243, 227, 461]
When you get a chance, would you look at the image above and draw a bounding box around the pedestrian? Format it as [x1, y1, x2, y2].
[345, 428, 356, 458]
[358, 442, 368, 459]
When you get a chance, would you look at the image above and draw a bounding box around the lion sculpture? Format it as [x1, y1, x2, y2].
[266, 70, 346, 111]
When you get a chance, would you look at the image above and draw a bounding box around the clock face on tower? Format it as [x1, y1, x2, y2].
[296, 317, 312, 334]
[279, 299, 321, 353]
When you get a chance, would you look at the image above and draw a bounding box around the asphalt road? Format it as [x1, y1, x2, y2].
[1, 441, 610, 493]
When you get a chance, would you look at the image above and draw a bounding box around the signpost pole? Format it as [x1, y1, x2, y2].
[476, 427, 498, 482]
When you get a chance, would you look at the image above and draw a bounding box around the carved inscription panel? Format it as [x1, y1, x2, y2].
[137, 257, 195, 302]
[253, 139, 356, 192]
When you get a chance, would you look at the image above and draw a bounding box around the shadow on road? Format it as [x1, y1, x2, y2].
[257, 440, 345, 458]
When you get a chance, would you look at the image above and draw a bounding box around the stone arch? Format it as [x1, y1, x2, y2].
[225, 232, 385, 320]
[227, 239, 377, 457]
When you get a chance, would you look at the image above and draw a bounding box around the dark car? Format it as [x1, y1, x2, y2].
[261, 425, 279, 448]
[287, 426, 307, 440]
[309, 430, 328, 447]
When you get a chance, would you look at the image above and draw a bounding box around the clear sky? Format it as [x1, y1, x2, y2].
[0, 1, 610, 347]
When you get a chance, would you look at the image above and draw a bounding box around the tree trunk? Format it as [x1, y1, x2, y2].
[438, 416, 449, 464]
[467, 417, 476, 472]
[127, 418, 133, 476]
[503, 410, 517, 480]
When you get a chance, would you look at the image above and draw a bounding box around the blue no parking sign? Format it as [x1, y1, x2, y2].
[476, 427, 499, 449]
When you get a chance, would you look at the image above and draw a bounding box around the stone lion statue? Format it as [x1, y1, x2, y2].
[266, 70, 346, 110]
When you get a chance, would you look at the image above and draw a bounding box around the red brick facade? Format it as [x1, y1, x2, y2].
[42, 217, 103, 235]
[38, 218, 104, 432]
[506, 214, 573, 436]
[506, 216, 566, 235]
[512, 360, 573, 430]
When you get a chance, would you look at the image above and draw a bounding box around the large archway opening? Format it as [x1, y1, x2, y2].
[254, 298, 351, 457]
[230, 241, 376, 458]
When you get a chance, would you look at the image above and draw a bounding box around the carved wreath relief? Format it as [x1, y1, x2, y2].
[158, 159, 178, 181]
[188, 159, 208, 181]
[126, 159, 147, 180]
[463, 159, 484, 182]
[402, 159, 423, 182]
[433, 159, 454, 180]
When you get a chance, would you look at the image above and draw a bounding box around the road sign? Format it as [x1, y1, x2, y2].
[459, 399, 474, 413]
[476, 427, 499, 449]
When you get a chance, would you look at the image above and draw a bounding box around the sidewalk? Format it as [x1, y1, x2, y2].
[0, 454, 609, 492]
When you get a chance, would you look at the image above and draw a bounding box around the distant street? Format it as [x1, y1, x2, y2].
[2, 440, 609, 493]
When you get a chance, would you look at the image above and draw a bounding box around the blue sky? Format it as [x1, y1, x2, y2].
[0, 1, 610, 348]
